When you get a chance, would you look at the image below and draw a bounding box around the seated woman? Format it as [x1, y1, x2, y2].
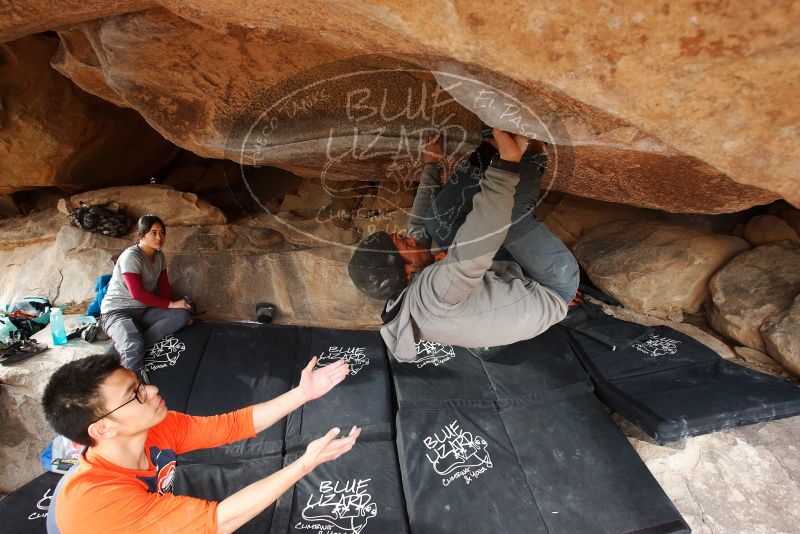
[100, 214, 192, 370]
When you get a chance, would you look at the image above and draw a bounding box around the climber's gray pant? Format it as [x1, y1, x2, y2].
[101, 307, 191, 370]
[425, 152, 579, 303]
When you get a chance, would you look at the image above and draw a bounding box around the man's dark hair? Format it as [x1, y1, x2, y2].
[348, 231, 407, 300]
[42, 354, 125, 446]
[136, 214, 166, 241]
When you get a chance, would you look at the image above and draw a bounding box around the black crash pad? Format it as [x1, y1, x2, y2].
[180, 323, 300, 462]
[391, 340, 496, 404]
[274, 441, 409, 534]
[564, 313, 800, 443]
[501, 393, 689, 534]
[175, 457, 284, 534]
[396, 405, 548, 533]
[480, 327, 594, 403]
[0, 471, 62, 534]
[286, 328, 393, 452]
[144, 321, 213, 413]
[393, 326, 690, 534]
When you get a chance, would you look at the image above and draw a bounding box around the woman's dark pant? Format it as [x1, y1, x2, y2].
[101, 308, 191, 370]
[424, 142, 579, 303]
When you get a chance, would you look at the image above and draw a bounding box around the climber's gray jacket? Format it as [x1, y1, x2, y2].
[381, 160, 568, 362]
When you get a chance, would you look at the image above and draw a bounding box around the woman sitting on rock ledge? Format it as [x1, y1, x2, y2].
[100, 214, 192, 370]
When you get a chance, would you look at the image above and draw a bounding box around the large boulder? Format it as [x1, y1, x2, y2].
[0, 220, 119, 314]
[628, 417, 800, 534]
[9, 4, 781, 213]
[706, 242, 800, 353]
[0, 34, 178, 195]
[165, 227, 381, 326]
[575, 220, 750, 320]
[57, 185, 228, 228]
[779, 208, 800, 236]
[761, 295, 800, 377]
[744, 214, 799, 246]
[0, 322, 113, 493]
[535, 194, 655, 249]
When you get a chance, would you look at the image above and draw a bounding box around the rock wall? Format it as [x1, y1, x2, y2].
[574, 220, 750, 321]
[1, 2, 797, 214]
[0, 183, 385, 327]
[0, 34, 178, 194]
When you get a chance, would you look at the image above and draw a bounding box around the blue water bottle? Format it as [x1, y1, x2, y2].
[50, 307, 68, 346]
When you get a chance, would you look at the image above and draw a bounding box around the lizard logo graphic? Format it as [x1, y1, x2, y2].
[144, 336, 186, 371]
[633, 334, 681, 358]
[298, 479, 377, 534]
[423, 420, 493, 486]
[414, 340, 456, 368]
[27, 488, 52, 520]
[314, 346, 369, 376]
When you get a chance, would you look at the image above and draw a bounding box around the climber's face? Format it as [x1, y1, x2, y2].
[140, 223, 166, 251]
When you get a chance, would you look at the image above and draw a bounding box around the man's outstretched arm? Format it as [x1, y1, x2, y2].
[251, 357, 349, 432]
[168, 358, 350, 454]
[215, 426, 361, 534]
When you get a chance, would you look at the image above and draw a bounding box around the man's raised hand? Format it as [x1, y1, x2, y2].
[300, 426, 361, 474]
[298, 357, 350, 402]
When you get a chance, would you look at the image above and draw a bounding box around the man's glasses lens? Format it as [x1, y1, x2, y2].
[138, 367, 150, 385]
[134, 382, 148, 403]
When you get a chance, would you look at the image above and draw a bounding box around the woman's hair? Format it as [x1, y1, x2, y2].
[136, 214, 166, 242]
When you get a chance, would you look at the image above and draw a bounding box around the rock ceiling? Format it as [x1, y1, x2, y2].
[1, 1, 797, 213]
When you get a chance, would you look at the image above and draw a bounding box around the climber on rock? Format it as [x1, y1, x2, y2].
[348, 128, 579, 361]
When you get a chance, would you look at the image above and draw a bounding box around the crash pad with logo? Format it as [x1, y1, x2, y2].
[390, 341, 496, 404]
[396, 405, 548, 533]
[563, 311, 800, 443]
[144, 321, 213, 413]
[0, 471, 62, 534]
[285, 328, 393, 453]
[391, 333, 690, 534]
[272, 441, 410, 534]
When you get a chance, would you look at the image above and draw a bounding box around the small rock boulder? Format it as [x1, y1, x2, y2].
[58, 185, 227, 228]
[780, 208, 800, 235]
[761, 294, 800, 377]
[743, 214, 799, 246]
[0, 320, 113, 493]
[706, 241, 800, 352]
[575, 220, 750, 320]
[732, 346, 791, 379]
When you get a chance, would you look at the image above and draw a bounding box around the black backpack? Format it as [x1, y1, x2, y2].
[68, 201, 132, 237]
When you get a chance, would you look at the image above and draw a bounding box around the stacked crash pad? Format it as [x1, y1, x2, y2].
[561, 303, 800, 443]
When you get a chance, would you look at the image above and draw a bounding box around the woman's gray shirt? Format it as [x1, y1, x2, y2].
[100, 245, 166, 314]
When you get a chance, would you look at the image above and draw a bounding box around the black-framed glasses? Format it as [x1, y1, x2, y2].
[89, 368, 150, 425]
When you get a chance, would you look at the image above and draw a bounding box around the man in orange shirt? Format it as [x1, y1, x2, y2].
[41, 353, 360, 533]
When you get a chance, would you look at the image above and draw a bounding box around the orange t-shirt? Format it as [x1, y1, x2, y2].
[52, 408, 256, 534]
